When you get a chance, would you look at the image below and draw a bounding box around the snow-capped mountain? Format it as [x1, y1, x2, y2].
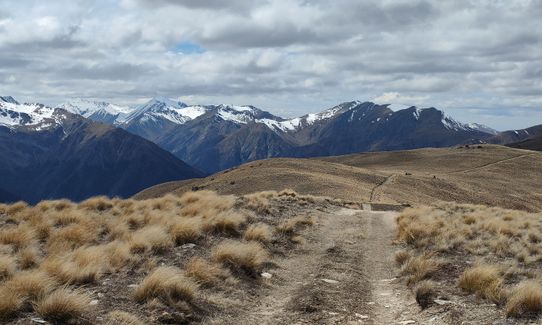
[0, 96, 202, 203]
[85, 98, 497, 173]
[0, 96, 68, 130]
[58, 98, 132, 125]
[4, 95, 502, 175]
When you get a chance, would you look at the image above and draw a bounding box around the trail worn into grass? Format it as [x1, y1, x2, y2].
[209, 208, 423, 325]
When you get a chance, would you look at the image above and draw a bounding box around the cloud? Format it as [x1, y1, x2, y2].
[0, 0, 541, 129]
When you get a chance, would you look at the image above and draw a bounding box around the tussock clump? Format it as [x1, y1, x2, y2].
[5, 270, 56, 302]
[184, 257, 229, 285]
[458, 265, 503, 303]
[79, 196, 113, 212]
[401, 254, 440, 285]
[0, 225, 35, 250]
[0, 254, 16, 280]
[243, 191, 277, 214]
[5, 201, 28, 216]
[35, 288, 92, 323]
[415, 280, 436, 309]
[47, 224, 94, 254]
[394, 250, 411, 266]
[0, 287, 23, 320]
[212, 241, 268, 275]
[244, 223, 272, 242]
[169, 217, 203, 244]
[505, 281, 542, 318]
[18, 246, 40, 269]
[204, 212, 247, 235]
[275, 215, 314, 235]
[106, 310, 145, 325]
[179, 191, 235, 218]
[133, 266, 198, 303]
[129, 225, 173, 254]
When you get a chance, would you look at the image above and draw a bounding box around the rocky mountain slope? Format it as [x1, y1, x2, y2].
[61, 98, 497, 173]
[0, 96, 203, 203]
[488, 124, 542, 151]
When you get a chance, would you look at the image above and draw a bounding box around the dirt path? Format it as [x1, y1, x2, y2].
[447, 153, 535, 174]
[212, 208, 421, 325]
[370, 174, 397, 202]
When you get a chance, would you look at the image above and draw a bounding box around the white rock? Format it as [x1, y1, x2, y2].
[433, 299, 453, 305]
[261, 272, 273, 279]
[97, 293, 104, 298]
[355, 313, 369, 319]
[321, 278, 339, 284]
[181, 243, 196, 249]
[89, 299, 99, 306]
[31, 318, 47, 324]
[128, 284, 139, 288]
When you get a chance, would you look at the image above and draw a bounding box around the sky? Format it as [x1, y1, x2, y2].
[0, 0, 541, 130]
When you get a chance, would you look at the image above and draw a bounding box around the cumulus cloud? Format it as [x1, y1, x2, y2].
[0, 0, 540, 129]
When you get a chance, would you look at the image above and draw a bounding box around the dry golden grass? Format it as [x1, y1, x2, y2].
[35, 288, 92, 323]
[5, 270, 56, 302]
[106, 310, 145, 325]
[400, 254, 440, 285]
[0, 286, 23, 320]
[505, 281, 542, 318]
[129, 225, 174, 254]
[458, 265, 503, 303]
[212, 241, 268, 274]
[397, 203, 542, 319]
[133, 266, 198, 303]
[184, 257, 229, 286]
[275, 215, 314, 235]
[415, 280, 436, 309]
[244, 223, 272, 242]
[0, 189, 315, 323]
[394, 250, 411, 266]
[0, 254, 16, 280]
[169, 217, 203, 244]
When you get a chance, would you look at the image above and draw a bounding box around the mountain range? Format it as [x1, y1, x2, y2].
[0, 96, 202, 203]
[59, 97, 501, 173]
[2, 95, 539, 203]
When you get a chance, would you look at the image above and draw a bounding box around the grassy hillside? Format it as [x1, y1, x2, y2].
[395, 203, 542, 320]
[136, 145, 542, 212]
[0, 190, 343, 324]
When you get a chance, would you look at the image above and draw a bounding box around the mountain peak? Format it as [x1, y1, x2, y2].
[148, 96, 187, 108]
[0, 96, 19, 105]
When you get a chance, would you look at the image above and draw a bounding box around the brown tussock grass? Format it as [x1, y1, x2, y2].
[184, 257, 229, 286]
[0, 254, 16, 280]
[5, 270, 56, 302]
[275, 215, 314, 235]
[79, 196, 113, 212]
[0, 225, 36, 251]
[35, 288, 92, 323]
[505, 281, 542, 318]
[106, 310, 145, 325]
[212, 241, 268, 274]
[415, 280, 436, 309]
[244, 223, 272, 242]
[458, 265, 503, 303]
[18, 246, 40, 269]
[394, 250, 411, 266]
[0, 287, 23, 320]
[133, 266, 198, 303]
[169, 217, 203, 244]
[203, 212, 247, 235]
[401, 254, 440, 286]
[129, 225, 173, 254]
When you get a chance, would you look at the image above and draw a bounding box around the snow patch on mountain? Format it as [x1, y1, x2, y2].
[0, 97, 62, 129]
